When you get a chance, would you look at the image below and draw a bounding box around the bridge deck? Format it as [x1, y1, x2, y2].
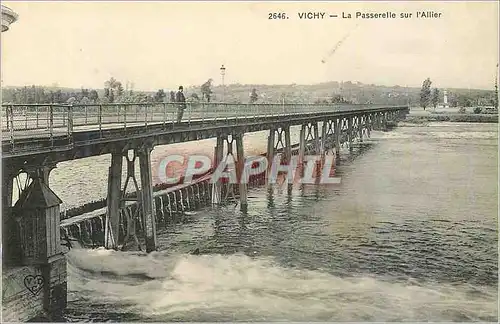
[2, 103, 408, 161]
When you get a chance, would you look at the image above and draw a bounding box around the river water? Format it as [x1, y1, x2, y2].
[59, 122, 497, 322]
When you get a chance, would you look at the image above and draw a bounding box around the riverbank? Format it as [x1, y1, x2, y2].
[405, 113, 498, 124]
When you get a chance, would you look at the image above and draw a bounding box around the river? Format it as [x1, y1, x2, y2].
[58, 122, 497, 322]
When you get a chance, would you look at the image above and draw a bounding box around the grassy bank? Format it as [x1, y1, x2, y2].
[405, 113, 498, 124]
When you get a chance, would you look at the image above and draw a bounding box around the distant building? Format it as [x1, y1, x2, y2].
[443, 90, 449, 107]
[1, 5, 18, 32]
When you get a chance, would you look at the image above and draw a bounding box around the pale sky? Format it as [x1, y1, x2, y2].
[1, 1, 498, 90]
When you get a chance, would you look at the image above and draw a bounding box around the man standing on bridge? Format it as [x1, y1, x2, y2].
[176, 85, 186, 123]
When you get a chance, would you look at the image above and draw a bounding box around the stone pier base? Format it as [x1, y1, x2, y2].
[2, 254, 67, 322]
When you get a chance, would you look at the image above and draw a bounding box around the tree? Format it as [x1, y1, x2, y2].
[154, 89, 166, 103]
[80, 96, 91, 105]
[104, 77, 122, 103]
[457, 95, 472, 107]
[54, 90, 63, 103]
[420, 78, 432, 110]
[495, 65, 499, 109]
[249, 88, 258, 103]
[116, 83, 124, 97]
[431, 88, 439, 109]
[201, 79, 213, 102]
[331, 94, 352, 104]
[89, 90, 99, 103]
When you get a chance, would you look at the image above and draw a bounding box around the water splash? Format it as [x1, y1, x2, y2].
[66, 249, 498, 322]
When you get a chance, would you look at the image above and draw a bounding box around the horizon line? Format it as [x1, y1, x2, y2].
[1, 80, 495, 92]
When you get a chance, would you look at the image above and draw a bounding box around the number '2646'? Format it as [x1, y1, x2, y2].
[268, 12, 288, 19]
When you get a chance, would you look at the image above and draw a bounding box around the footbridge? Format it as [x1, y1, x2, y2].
[1, 102, 408, 321]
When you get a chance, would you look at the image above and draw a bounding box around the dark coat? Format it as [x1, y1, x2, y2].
[176, 91, 186, 103]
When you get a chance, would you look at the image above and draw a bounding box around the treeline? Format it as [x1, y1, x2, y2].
[420, 77, 497, 110]
[3, 79, 497, 108]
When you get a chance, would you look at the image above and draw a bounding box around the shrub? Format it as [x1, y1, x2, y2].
[473, 107, 482, 114]
[458, 107, 466, 114]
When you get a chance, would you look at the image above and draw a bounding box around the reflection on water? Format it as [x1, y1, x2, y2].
[63, 123, 497, 322]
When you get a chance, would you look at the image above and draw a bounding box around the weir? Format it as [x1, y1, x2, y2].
[1, 102, 408, 321]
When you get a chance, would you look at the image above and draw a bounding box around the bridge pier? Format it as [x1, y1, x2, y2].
[358, 116, 363, 142]
[104, 152, 123, 250]
[138, 145, 157, 253]
[284, 125, 292, 163]
[266, 125, 292, 170]
[320, 120, 327, 160]
[334, 119, 341, 161]
[104, 146, 157, 252]
[3, 166, 67, 322]
[211, 135, 225, 204]
[235, 133, 248, 211]
[366, 114, 372, 138]
[312, 122, 320, 154]
[348, 117, 353, 151]
[2, 163, 19, 266]
[298, 125, 306, 176]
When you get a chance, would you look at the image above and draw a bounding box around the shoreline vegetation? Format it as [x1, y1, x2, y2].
[405, 113, 498, 124]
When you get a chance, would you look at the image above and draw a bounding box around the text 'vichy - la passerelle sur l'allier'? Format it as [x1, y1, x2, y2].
[297, 11, 442, 19]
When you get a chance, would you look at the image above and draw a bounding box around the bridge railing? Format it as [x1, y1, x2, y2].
[1, 102, 401, 146]
[2, 104, 72, 142]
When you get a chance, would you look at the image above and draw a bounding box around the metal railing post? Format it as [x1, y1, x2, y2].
[35, 106, 39, 128]
[124, 104, 127, 130]
[163, 103, 167, 128]
[5, 105, 10, 131]
[85, 105, 88, 125]
[24, 106, 28, 130]
[9, 105, 14, 148]
[99, 104, 103, 135]
[49, 104, 54, 145]
[67, 105, 73, 134]
[145, 104, 148, 127]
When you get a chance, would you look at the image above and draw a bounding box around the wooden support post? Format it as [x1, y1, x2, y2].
[348, 116, 353, 151]
[298, 125, 306, 177]
[367, 114, 371, 138]
[138, 146, 157, 253]
[284, 125, 292, 163]
[235, 133, 247, 211]
[105, 152, 123, 250]
[313, 122, 320, 154]
[298, 125, 306, 163]
[359, 116, 363, 142]
[320, 120, 327, 156]
[334, 119, 341, 160]
[211, 135, 224, 204]
[267, 129, 275, 164]
[266, 129, 276, 183]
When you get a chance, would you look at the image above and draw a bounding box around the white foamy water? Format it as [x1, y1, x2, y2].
[66, 248, 497, 322]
